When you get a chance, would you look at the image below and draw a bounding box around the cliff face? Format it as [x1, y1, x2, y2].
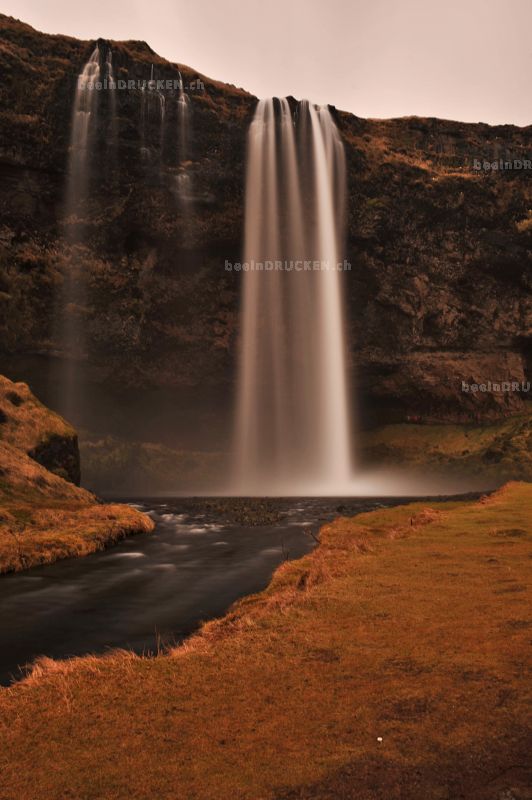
[340, 114, 531, 424]
[0, 14, 530, 453]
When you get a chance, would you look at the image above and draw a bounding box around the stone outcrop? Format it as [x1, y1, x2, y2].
[0, 374, 80, 484]
[0, 373, 154, 573]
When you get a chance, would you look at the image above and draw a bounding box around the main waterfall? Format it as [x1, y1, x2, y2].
[233, 98, 353, 495]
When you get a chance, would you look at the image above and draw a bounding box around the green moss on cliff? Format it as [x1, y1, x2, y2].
[362, 412, 532, 481]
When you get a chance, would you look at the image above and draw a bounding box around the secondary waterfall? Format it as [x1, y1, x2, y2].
[176, 71, 192, 205]
[139, 65, 166, 161]
[105, 48, 117, 145]
[57, 46, 102, 422]
[65, 46, 100, 212]
[177, 71, 190, 162]
[233, 98, 352, 495]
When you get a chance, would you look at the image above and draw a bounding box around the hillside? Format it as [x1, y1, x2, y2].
[0, 374, 154, 572]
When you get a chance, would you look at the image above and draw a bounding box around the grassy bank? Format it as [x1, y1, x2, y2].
[0, 490, 154, 573]
[0, 482, 530, 798]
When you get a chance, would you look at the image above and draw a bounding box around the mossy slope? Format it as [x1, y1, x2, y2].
[0, 374, 154, 573]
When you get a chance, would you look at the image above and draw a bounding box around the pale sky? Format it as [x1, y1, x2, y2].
[3, 0, 531, 126]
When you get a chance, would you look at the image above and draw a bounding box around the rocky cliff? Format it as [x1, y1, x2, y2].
[0, 14, 530, 464]
[0, 374, 81, 483]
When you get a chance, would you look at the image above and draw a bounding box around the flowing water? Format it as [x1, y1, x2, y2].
[175, 70, 192, 205]
[105, 48, 117, 145]
[177, 71, 190, 163]
[234, 99, 352, 495]
[58, 46, 102, 422]
[140, 64, 166, 162]
[65, 46, 100, 211]
[0, 496, 411, 685]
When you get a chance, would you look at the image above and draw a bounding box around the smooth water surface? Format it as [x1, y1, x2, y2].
[0, 496, 427, 683]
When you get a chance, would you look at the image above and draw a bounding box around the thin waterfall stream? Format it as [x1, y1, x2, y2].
[58, 45, 101, 422]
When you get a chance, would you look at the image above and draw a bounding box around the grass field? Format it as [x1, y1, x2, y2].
[0, 482, 530, 799]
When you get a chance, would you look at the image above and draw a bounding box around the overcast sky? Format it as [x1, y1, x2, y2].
[3, 0, 531, 125]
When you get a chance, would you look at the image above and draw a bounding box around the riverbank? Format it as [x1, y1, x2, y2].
[1, 482, 530, 799]
[0, 375, 154, 573]
[0, 494, 155, 574]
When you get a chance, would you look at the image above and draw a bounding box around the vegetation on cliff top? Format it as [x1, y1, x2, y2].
[0, 482, 530, 798]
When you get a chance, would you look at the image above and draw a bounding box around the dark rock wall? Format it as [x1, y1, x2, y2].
[340, 113, 531, 424]
[0, 14, 530, 448]
[28, 433, 81, 486]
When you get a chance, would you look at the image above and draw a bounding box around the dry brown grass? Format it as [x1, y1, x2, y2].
[0, 497, 154, 573]
[0, 482, 530, 799]
[0, 375, 74, 453]
[0, 440, 154, 572]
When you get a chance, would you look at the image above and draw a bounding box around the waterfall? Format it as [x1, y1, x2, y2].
[105, 48, 117, 145]
[233, 98, 353, 495]
[177, 71, 190, 162]
[149, 64, 166, 152]
[58, 46, 102, 423]
[159, 93, 166, 152]
[140, 85, 148, 159]
[176, 71, 192, 204]
[139, 64, 166, 161]
[65, 46, 100, 213]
